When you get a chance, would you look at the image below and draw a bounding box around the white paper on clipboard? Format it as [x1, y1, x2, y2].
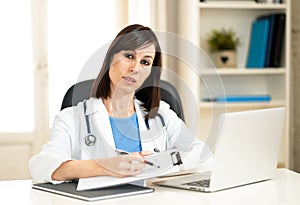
[77, 149, 182, 191]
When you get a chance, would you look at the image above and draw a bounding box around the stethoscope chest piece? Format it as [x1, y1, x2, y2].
[85, 134, 96, 146]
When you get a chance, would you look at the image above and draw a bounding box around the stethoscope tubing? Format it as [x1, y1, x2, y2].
[83, 100, 165, 152]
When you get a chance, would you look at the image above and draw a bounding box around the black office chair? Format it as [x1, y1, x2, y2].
[61, 79, 184, 121]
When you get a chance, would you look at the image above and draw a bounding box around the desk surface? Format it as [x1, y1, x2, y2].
[1, 169, 299, 205]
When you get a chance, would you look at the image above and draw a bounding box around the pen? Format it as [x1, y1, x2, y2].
[144, 160, 160, 168]
[115, 149, 160, 168]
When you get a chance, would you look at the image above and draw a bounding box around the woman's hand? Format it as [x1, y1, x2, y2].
[97, 155, 146, 177]
[51, 151, 155, 181]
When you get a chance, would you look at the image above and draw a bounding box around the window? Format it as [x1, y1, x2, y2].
[0, 0, 34, 132]
[48, 0, 119, 124]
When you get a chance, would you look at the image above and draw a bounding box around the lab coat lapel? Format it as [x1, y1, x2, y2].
[88, 98, 116, 154]
[135, 100, 169, 152]
[135, 100, 156, 152]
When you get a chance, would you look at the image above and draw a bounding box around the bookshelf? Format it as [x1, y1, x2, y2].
[177, 0, 291, 167]
[200, 68, 286, 75]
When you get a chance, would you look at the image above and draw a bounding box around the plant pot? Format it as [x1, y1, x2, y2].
[214, 50, 237, 68]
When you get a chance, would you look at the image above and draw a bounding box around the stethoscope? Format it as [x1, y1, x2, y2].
[83, 100, 97, 146]
[83, 100, 166, 152]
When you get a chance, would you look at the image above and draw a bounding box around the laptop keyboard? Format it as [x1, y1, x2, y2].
[182, 179, 210, 187]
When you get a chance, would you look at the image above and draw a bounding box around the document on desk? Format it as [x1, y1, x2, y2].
[77, 149, 182, 191]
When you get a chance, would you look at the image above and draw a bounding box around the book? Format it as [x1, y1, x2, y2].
[202, 95, 271, 102]
[246, 18, 270, 68]
[268, 14, 285, 67]
[258, 13, 285, 68]
[32, 181, 154, 202]
[255, 0, 266, 3]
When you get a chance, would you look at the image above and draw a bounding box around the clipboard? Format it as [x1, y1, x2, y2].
[77, 149, 183, 191]
[32, 181, 154, 202]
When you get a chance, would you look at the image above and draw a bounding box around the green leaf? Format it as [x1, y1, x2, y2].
[206, 28, 240, 52]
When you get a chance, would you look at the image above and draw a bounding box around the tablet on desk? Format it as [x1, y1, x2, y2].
[32, 181, 154, 202]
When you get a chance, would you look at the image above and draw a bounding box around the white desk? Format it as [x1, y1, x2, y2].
[1, 169, 299, 205]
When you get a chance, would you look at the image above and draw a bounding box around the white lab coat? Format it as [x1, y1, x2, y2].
[29, 98, 212, 183]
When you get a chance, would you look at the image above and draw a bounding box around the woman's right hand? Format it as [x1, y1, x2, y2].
[96, 155, 146, 177]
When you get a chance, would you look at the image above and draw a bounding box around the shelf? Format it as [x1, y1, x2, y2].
[178, 0, 290, 167]
[199, 100, 286, 109]
[200, 68, 286, 75]
[199, 2, 287, 10]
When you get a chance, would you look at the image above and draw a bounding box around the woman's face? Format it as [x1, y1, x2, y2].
[109, 43, 156, 95]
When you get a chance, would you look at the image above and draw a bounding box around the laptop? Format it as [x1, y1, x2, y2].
[154, 107, 285, 192]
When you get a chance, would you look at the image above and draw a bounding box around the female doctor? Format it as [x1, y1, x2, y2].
[29, 24, 211, 184]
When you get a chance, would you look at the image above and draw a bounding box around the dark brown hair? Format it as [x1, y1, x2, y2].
[91, 24, 162, 119]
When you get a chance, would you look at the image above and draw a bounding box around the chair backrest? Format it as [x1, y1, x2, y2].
[61, 79, 184, 121]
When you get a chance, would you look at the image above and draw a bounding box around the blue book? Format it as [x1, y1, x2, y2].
[246, 18, 270, 68]
[214, 95, 271, 103]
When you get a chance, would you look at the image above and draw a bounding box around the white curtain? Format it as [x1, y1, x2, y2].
[128, 0, 152, 27]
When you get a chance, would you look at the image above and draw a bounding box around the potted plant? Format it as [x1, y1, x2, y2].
[206, 28, 240, 68]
